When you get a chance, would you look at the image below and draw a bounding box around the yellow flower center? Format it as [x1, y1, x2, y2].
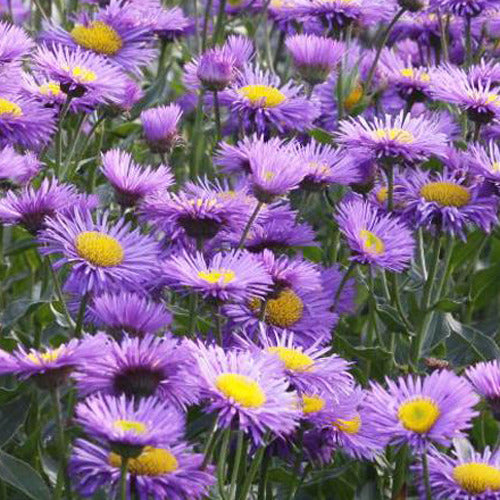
[344, 84, 363, 111]
[397, 397, 440, 433]
[400, 68, 430, 82]
[68, 66, 97, 83]
[492, 162, 500, 172]
[215, 373, 266, 408]
[333, 414, 361, 434]
[302, 395, 325, 414]
[360, 229, 385, 255]
[75, 231, 124, 267]
[267, 346, 314, 371]
[113, 419, 147, 434]
[486, 93, 500, 107]
[250, 288, 304, 328]
[27, 347, 63, 364]
[39, 82, 61, 96]
[420, 181, 471, 207]
[71, 21, 123, 55]
[239, 85, 286, 107]
[376, 187, 388, 203]
[0, 98, 22, 117]
[188, 198, 220, 209]
[452, 462, 500, 494]
[109, 447, 178, 476]
[198, 269, 236, 284]
[373, 128, 415, 143]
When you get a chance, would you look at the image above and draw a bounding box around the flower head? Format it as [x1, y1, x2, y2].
[0, 21, 33, 63]
[0, 146, 41, 186]
[336, 197, 415, 272]
[467, 141, 500, 182]
[465, 360, 500, 419]
[140, 103, 183, 153]
[38, 209, 160, 294]
[364, 370, 479, 451]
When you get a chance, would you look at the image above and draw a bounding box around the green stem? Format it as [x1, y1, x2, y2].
[217, 428, 231, 500]
[47, 257, 75, 329]
[391, 273, 413, 333]
[229, 431, 245, 500]
[190, 89, 206, 179]
[193, 0, 201, 53]
[78, 114, 106, 169]
[187, 293, 199, 338]
[214, 303, 223, 345]
[213, 90, 222, 144]
[119, 456, 129, 500]
[418, 229, 428, 280]
[202, 419, 218, 468]
[50, 388, 72, 500]
[213, 0, 227, 45]
[437, 11, 449, 62]
[422, 451, 432, 500]
[432, 237, 454, 303]
[238, 444, 266, 500]
[74, 293, 89, 339]
[202, 0, 213, 51]
[257, 449, 271, 500]
[364, 8, 407, 94]
[55, 96, 72, 177]
[465, 15, 473, 68]
[238, 201, 264, 249]
[62, 113, 86, 180]
[157, 39, 169, 80]
[385, 164, 395, 212]
[332, 261, 356, 314]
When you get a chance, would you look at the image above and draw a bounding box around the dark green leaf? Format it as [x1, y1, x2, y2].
[431, 298, 464, 313]
[0, 450, 50, 500]
[2, 298, 49, 329]
[308, 128, 333, 144]
[0, 395, 30, 446]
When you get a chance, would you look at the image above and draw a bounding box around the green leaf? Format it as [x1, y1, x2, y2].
[431, 298, 464, 313]
[422, 312, 451, 354]
[2, 298, 49, 329]
[308, 128, 333, 144]
[450, 231, 486, 269]
[0, 450, 50, 500]
[0, 395, 30, 446]
[375, 304, 407, 333]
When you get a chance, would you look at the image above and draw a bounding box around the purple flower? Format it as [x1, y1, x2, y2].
[75, 334, 199, 409]
[187, 341, 300, 444]
[414, 442, 500, 499]
[162, 250, 272, 302]
[285, 34, 343, 85]
[296, 140, 363, 190]
[140, 103, 183, 153]
[153, 6, 193, 41]
[75, 393, 183, 452]
[465, 360, 500, 419]
[467, 141, 500, 182]
[0, 20, 33, 63]
[8, 334, 106, 389]
[0, 146, 41, 186]
[364, 370, 480, 451]
[88, 291, 172, 337]
[321, 264, 357, 316]
[400, 168, 498, 239]
[38, 209, 160, 294]
[336, 197, 415, 272]
[219, 65, 319, 135]
[101, 149, 173, 207]
[0, 179, 97, 234]
[337, 111, 449, 165]
[40, 0, 156, 75]
[197, 47, 235, 91]
[69, 438, 215, 500]
[431, 0, 495, 16]
[33, 45, 127, 106]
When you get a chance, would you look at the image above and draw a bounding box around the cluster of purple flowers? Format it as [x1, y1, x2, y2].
[0, 0, 499, 498]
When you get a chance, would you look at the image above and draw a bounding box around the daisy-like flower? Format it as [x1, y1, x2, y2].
[467, 141, 500, 182]
[321, 265, 357, 316]
[0, 146, 40, 186]
[140, 103, 183, 153]
[0, 179, 97, 234]
[38, 209, 160, 294]
[197, 47, 236, 92]
[88, 291, 172, 337]
[40, 0, 156, 75]
[400, 168, 498, 239]
[70, 438, 215, 499]
[219, 65, 319, 135]
[8, 335, 106, 389]
[336, 197, 415, 272]
[295, 0, 394, 29]
[247, 140, 304, 203]
[465, 360, 500, 419]
[337, 111, 448, 165]
[415, 442, 500, 498]
[0, 91, 56, 150]
[101, 149, 173, 207]
[296, 140, 363, 191]
[364, 370, 480, 451]
[141, 180, 247, 241]
[431, 0, 495, 17]
[76, 393, 183, 455]
[305, 387, 388, 460]
[153, 6, 193, 41]
[246, 330, 353, 400]
[0, 21, 33, 63]
[379, 50, 433, 103]
[75, 334, 199, 409]
[33, 45, 127, 105]
[430, 64, 500, 124]
[285, 34, 343, 85]
[162, 250, 272, 303]
[188, 341, 300, 443]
